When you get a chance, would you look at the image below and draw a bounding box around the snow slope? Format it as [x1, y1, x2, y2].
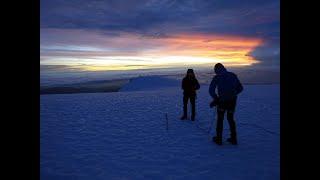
[120, 75, 180, 92]
[40, 77, 280, 180]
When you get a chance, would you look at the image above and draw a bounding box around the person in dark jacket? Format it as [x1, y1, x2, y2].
[209, 63, 243, 145]
[180, 69, 200, 121]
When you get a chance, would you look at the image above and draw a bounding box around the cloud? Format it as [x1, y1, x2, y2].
[40, 0, 280, 71]
[40, 0, 279, 39]
[40, 65, 69, 71]
[40, 28, 264, 71]
[249, 35, 279, 67]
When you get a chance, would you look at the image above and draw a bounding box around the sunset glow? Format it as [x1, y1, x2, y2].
[41, 0, 279, 76]
[41, 30, 263, 71]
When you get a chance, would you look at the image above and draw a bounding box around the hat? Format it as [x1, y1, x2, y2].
[187, 69, 194, 73]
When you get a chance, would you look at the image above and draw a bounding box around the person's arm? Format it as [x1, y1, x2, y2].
[235, 75, 243, 94]
[195, 78, 200, 90]
[209, 77, 218, 99]
[181, 78, 186, 90]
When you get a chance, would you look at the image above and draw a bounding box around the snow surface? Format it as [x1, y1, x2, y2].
[41, 76, 279, 180]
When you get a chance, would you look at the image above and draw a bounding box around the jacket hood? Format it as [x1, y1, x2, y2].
[214, 63, 227, 75]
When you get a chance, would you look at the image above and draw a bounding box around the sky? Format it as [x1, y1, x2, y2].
[40, 0, 280, 77]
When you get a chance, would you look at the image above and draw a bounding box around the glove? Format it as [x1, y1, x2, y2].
[210, 98, 219, 108]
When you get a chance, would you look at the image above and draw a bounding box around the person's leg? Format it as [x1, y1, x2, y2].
[226, 98, 238, 144]
[227, 111, 237, 144]
[213, 106, 225, 144]
[190, 96, 196, 120]
[216, 108, 225, 138]
[181, 95, 189, 119]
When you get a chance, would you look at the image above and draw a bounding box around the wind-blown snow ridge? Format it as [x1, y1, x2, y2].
[119, 75, 180, 92]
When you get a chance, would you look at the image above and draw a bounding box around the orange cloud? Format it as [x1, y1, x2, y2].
[139, 33, 263, 66]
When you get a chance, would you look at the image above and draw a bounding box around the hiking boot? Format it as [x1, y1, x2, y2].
[227, 137, 238, 145]
[212, 136, 222, 145]
[180, 115, 187, 120]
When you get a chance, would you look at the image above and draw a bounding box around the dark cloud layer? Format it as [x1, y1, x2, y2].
[41, 0, 279, 37]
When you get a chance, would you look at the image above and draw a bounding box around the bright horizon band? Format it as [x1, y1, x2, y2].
[40, 29, 263, 71]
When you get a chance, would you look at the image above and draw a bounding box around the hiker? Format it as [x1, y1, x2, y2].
[180, 69, 200, 121]
[209, 63, 243, 145]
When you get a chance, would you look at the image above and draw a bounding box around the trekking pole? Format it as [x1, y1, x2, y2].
[189, 102, 192, 120]
[166, 113, 168, 131]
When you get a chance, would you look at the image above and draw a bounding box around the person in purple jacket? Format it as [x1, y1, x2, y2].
[209, 63, 243, 145]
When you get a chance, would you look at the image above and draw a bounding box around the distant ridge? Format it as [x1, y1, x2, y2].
[40, 79, 129, 95]
[119, 75, 180, 92]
